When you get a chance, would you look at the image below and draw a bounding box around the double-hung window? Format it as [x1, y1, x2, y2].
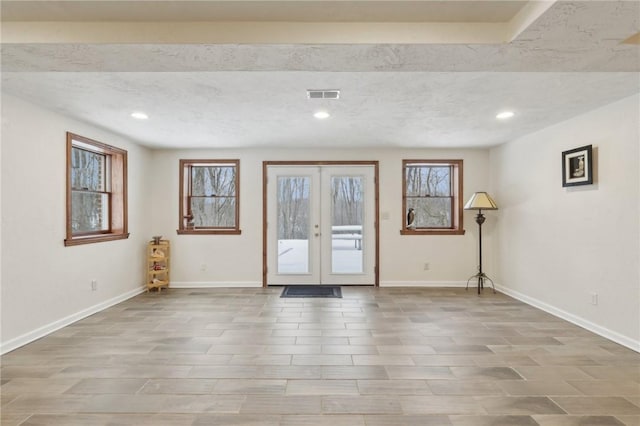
[402, 159, 464, 235]
[65, 133, 128, 246]
[178, 159, 240, 234]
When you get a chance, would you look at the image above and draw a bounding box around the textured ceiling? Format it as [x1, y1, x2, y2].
[2, 1, 639, 149]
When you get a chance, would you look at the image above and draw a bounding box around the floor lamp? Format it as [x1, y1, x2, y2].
[464, 192, 498, 295]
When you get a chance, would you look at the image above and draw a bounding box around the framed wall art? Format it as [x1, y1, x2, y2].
[562, 144, 593, 187]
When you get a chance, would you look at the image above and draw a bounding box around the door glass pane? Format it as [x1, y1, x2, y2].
[331, 176, 363, 273]
[277, 176, 310, 274]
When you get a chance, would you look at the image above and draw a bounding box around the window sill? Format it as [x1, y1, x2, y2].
[400, 229, 465, 236]
[64, 233, 130, 246]
[177, 229, 242, 235]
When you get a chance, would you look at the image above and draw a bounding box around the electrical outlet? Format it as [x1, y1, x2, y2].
[423, 263, 430, 271]
[200, 263, 207, 271]
[591, 293, 598, 305]
[91, 280, 98, 291]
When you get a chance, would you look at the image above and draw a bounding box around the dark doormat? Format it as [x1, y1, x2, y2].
[281, 285, 342, 298]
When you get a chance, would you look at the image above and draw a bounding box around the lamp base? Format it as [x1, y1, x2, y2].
[466, 272, 496, 295]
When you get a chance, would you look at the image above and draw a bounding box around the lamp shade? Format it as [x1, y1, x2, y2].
[464, 192, 498, 210]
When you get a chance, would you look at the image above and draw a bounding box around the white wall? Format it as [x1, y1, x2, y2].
[149, 148, 492, 287]
[490, 94, 640, 350]
[1, 94, 153, 352]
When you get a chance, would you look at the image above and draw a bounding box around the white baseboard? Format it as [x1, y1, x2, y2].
[176, 281, 467, 288]
[495, 283, 640, 353]
[380, 281, 467, 287]
[0, 286, 146, 355]
[5, 281, 635, 355]
[170, 281, 262, 288]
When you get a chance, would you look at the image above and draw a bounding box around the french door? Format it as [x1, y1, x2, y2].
[265, 164, 377, 285]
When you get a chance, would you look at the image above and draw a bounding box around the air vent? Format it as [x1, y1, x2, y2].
[307, 90, 340, 99]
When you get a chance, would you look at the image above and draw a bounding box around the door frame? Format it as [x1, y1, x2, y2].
[262, 161, 379, 288]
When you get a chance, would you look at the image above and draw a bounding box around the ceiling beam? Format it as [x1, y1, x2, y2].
[2, 21, 511, 44]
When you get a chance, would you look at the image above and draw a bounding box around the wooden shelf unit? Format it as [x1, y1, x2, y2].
[147, 240, 170, 291]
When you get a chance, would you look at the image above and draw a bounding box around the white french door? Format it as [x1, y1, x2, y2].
[266, 165, 376, 285]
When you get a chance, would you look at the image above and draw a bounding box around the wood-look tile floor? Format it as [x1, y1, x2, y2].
[2, 287, 639, 426]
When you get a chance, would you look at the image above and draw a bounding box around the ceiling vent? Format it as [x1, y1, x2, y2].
[307, 90, 340, 99]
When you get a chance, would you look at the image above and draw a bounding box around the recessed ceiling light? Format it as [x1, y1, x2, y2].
[314, 111, 330, 119]
[496, 111, 515, 120]
[131, 111, 149, 120]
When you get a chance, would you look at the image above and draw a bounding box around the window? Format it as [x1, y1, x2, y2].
[178, 159, 240, 234]
[401, 159, 464, 235]
[65, 133, 128, 246]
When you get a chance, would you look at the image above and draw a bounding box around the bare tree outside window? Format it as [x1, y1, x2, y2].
[65, 132, 128, 246]
[178, 159, 241, 234]
[71, 147, 109, 233]
[331, 176, 363, 227]
[405, 165, 452, 228]
[275, 175, 364, 240]
[190, 166, 236, 228]
[402, 160, 464, 235]
[277, 176, 310, 240]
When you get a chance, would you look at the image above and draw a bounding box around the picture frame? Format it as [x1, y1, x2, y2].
[562, 144, 593, 187]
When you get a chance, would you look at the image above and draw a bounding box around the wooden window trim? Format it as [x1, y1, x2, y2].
[401, 159, 465, 236]
[177, 159, 241, 235]
[65, 132, 129, 246]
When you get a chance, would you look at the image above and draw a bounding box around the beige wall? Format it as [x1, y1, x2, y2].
[3, 92, 637, 353]
[490, 94, 640, 350]
[148, 148, 492, 287]
[0, 93, 493, 353]
[1, 94, 153, 352]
